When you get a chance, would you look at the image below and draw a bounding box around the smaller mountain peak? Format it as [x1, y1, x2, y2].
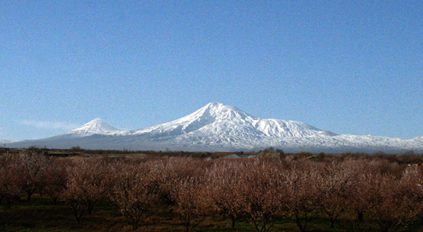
[0, 139, 16, 144]
[83, 118, 118, 130]
[66, 118, 122, 136]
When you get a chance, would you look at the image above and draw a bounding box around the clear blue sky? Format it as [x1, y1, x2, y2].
[1, 0, 422, 141]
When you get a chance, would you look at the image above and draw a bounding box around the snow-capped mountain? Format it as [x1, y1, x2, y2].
[123, 102, 338, 151]
[133, 102, 336, 138]
[7, 103, 423, 153]
[62, 118, 126, 137]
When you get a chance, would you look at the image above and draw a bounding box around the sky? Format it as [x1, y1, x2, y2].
[1, 0, 422, 141]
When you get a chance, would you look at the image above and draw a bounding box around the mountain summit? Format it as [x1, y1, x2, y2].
[134, 102, 256, 135]
[194, 102, 250, 120]
[6, 103, 423, 153]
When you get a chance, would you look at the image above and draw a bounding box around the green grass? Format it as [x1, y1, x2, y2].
[1, 195, 423, 231]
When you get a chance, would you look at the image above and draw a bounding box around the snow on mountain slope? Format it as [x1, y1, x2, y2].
[134, 103, 253, 135]
[257, 134, 422, 154]
[133, 102, 333, 139]
[254, 119, 337, 137]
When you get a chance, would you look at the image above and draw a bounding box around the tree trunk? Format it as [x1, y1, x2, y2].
[230, 215, 237, 229]
[26, 191, 33, 202]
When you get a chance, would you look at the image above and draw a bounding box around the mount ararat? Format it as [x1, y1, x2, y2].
[7, 103, 423, 153]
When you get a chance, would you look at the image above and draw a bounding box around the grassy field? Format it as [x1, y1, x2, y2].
[1, 194, 423, 232]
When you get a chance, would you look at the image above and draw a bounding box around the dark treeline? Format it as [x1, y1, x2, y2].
[1, 151, 423, 231]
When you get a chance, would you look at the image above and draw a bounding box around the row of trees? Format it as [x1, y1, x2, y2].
[1, 152, 423, 231]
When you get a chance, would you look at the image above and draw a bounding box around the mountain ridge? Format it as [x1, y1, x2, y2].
[6, 102, 423, 153]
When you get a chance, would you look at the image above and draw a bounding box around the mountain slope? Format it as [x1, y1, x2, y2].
[7, 103, 423, 153]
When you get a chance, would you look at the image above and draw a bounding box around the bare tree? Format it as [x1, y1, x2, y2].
[16, 152, 50, 202]
[315, 161, 352, 228]
[43, 159, 69, 205]
[401, 167, 423, 225]
[148, 157, 210, 207]
[343, 172, 376, 232]
[170, 175, 211, 232]
[110, 162, 159, 230]
[284, 162, 320, 232]
[0, 157, 22, 209]
[61, 158, 111, 224]
[367, 173, 418, 232]
[203, 160, 245, 229]
[239, 159, 285, 232]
